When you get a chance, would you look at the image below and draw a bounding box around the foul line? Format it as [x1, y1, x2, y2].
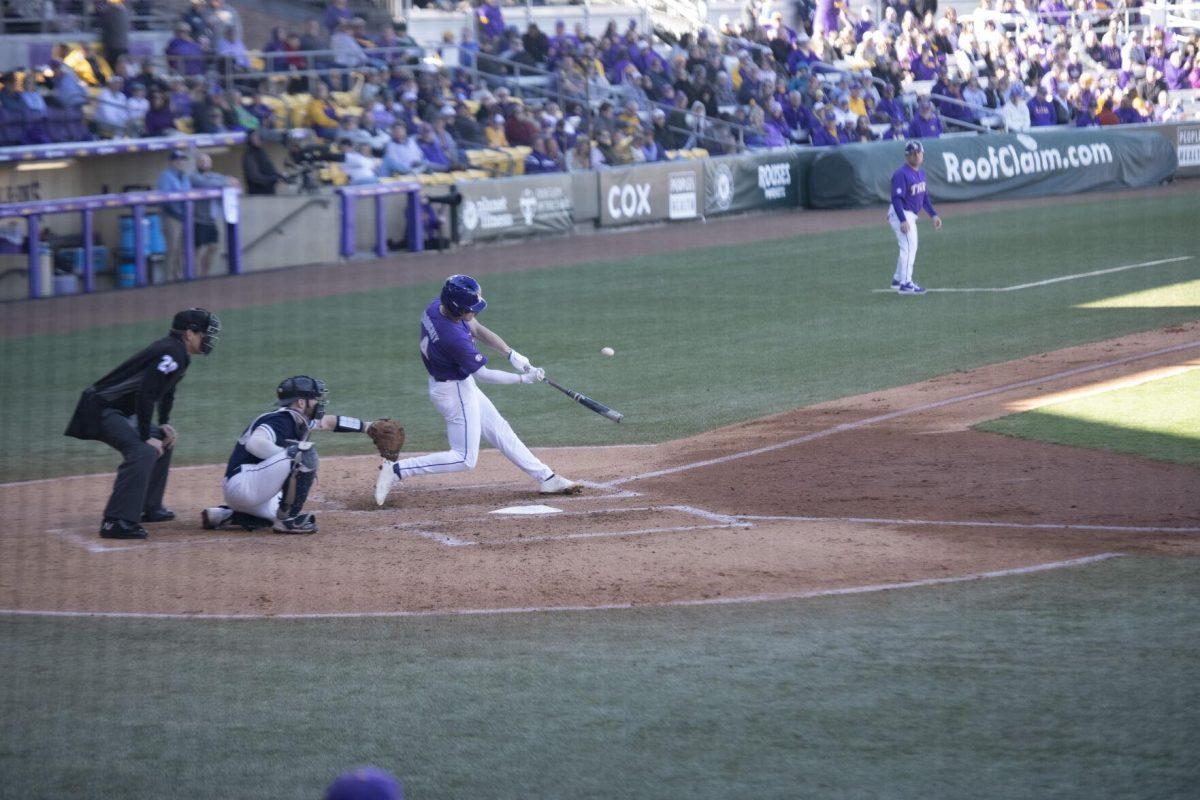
[738, 515, 1200, 534]
[604, 338, 1200, 487]
[870, 256, 1193, 293]
[0, 552, 1121, 620]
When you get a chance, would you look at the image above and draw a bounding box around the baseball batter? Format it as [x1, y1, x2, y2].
[888, 140, 942, 295]
[375, 274, 580, 505]
[203, 376, 387, 534]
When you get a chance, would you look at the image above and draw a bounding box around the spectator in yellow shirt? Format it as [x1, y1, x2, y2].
[847, 81, 867, 118]
[307, 82, 340, 139]
[484, 114, 508, 147]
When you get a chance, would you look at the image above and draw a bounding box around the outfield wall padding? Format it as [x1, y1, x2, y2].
[807, 128, 1178, 208]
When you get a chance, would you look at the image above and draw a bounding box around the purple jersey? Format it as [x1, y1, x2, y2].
[418, 299, 487, 381]
[890, 164, 937, 219]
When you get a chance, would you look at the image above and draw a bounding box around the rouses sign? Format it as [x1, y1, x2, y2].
[807, 128, 1178, 207]
[704, 151, 802, 215]
[457, 174, 573, 241]
[598, 162, 702, 226]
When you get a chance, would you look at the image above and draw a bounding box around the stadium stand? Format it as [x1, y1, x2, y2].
[1, 0, 1195, 186]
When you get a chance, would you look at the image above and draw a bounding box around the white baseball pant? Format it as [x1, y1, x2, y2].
[223, 451, 290, 519]
[888, 207, 919, 285]
[394, 375, 554, 481]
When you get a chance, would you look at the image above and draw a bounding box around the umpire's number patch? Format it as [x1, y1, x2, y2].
[157, 355, 179, 374]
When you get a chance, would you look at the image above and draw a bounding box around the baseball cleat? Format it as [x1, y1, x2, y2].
[273, 513, 318, 535]
[202, 506, 234, 530]
[375, 461, 400, 506]
[141, 507, 176, 523]
[891, 279, 901, 290]
[898, 282, 927, 295]
[99, 518, 148, 540]
[539, 473, 582, 495]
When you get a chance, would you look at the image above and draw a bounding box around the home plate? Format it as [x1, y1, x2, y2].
[490, 504, 563, 515]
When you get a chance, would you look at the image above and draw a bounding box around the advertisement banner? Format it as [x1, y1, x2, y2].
[456, 173, 573, 242]
[598, 161, 703, 226]
[807, 128, 1178, 208]
[1177, 124, 1200, 168]
[704, 151, 804, 216]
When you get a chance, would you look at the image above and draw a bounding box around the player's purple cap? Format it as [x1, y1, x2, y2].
[905, 140, 924, 155]
[324, 767, 403, 800]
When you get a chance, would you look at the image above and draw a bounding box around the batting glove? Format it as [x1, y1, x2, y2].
[508, 349, 533, 373]
[519, 367, 545, 384]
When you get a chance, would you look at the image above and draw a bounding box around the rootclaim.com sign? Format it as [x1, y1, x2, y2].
[942, 133, 1113, 184]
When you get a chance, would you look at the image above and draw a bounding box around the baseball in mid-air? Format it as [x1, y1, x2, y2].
[600, 346, 615, 357]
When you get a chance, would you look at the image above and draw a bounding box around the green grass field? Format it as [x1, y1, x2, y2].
[0, 192, 1197, 481]
[2, 556, 1197, 800]
[3, 190, 1199, 799]
[977, 368, 1200, 466]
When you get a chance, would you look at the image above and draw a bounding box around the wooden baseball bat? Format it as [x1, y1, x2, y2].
[545, 377, 624, 423]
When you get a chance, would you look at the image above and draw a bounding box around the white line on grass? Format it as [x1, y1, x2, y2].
[737, 514, 1200, 534]
[0, 552, 1122, 619]
[870, 256, 1193, 293]
[603, 338, 1200, 487]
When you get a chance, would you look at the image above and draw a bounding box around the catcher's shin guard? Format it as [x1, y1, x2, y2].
[280, 442, 319, 519]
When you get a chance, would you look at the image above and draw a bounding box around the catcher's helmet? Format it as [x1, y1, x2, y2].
[440, 274, 487, 316]
[172, 307, 221, 355]
[277, 375, 328, 414]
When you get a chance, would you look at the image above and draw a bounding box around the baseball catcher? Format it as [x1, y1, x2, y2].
[203, 376, 402, 534]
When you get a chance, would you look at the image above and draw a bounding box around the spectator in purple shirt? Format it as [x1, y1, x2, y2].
[144, 89, 177, 136]
[882, 116, 908, 140]
[906, 98, 943, 139]
[875, 83, 908, 123]
[1114, 93, 1147, 124]
[323, 0, 352, 33]
[1027, 86, 1058, 126]
[524, 135, 561, 173]
[810, 105, 849, 146]
[166, 22, 206, 77]
[415, 122, 451, 171]
[1164, 50, 1192, 90]
[477, 0, 505, 44]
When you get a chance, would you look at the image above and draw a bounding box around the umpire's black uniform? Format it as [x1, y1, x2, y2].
[65, 308, 219, 539]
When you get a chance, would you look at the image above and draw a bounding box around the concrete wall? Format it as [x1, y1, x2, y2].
[241, 194, 340, 273]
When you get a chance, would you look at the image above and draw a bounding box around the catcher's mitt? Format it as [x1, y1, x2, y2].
[367, 418, 405, 460]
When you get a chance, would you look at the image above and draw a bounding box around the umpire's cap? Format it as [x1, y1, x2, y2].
[172, 308, 221, 355]
[172, 307, 214, 332]
[904, 140, 924, 155]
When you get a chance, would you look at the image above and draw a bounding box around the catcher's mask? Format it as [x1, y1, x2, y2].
[276, 375, 328, 420]
[172, 307, 221, 355]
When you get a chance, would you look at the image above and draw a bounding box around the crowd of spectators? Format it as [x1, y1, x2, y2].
[4, 0, 1197, 160]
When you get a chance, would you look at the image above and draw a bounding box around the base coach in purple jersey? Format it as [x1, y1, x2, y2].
[888, 141, 943, 295]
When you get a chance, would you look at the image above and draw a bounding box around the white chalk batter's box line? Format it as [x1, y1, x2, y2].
[395, 505, 750, 547]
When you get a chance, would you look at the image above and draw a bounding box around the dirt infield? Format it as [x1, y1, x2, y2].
[4, 323, 1198, 617]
